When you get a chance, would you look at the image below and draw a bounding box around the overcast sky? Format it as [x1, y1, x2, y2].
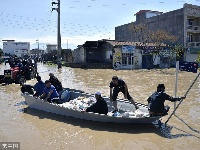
[0, 0, 199, 50]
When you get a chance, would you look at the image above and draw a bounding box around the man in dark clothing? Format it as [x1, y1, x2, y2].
[85, 92, 108, 115]
[49, 73, 63, 93]
[109, 76, 138, 113]
[17, 59, 24, 71]
[21, 84, 34, 95]
[147, 84, 185, 116]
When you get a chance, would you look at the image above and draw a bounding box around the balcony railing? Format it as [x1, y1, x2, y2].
[187, 42, 200, 47]
[187, 25, 200, 32]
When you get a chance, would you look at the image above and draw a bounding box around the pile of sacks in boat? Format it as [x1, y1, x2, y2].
[57, 96, 149, 118]
[111, 109, 150, 118]
[58, 96, 96, 111]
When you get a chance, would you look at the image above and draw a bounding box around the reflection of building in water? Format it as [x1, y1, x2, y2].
[115, 3, 200, 63]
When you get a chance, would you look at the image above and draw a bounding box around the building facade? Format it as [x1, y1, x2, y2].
[72, 40, 113, 68]
[46, 44, 57, 53]
[115, 3, 200, 62]
[107, 41, 172, 70]
[73, 45, 85, 63]
[30, 49, 45, 57]
[73, 40, 172, 70]
[3, 40, 30, 57]
[81, 40, 113, 64]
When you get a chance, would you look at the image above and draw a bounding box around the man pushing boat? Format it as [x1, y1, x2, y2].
[147, 84, 185, 116]
[109, 76, 139, 113]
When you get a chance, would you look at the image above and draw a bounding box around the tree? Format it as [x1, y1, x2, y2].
[163, 44, 185, 68]
[128, 23, 147, 42]
[128, 24, 177, 44]
[171, 44, 185, 60]
[196, 52, 200, 63]
[147, 29, 177, 44]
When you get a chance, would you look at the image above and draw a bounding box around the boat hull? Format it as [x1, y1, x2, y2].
[22, 93, 160, 124]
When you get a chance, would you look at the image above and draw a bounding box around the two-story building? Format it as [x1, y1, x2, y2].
[3, 40, 30, 57]
[115, 3, 200, 63]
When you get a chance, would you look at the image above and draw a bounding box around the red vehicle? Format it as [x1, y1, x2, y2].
[0, 66, 26, 85]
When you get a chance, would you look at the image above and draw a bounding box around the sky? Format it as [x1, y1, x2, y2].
[0, 0, 199, 50]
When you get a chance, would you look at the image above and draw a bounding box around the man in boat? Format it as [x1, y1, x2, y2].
[49, 73, 63, 93]
[109, 76, 138, 113]
[147, 84, 185, 116]
[33, 76, 45, 97]
[84, 92, 108, 115]
[39, 80, 59, 103]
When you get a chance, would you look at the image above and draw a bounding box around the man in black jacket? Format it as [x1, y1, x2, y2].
[85, 92, 108, 115]
[147, 84, 185, 116]
[49, 73, 63, 93]
[110, 76, 138, 113]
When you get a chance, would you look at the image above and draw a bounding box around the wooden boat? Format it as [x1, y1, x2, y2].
[21, 88, 161, 124]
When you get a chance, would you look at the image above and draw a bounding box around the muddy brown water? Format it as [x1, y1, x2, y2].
[0, 63, 199, 150]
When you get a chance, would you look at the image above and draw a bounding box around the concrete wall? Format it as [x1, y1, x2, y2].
[115, 6, 185, 45]
[73, 47, 85, 63]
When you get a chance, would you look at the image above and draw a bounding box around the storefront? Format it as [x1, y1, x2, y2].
[112, 45, 142, 69]
[159, 47, 176, 68]
[112, 44, 174, 70]
[140, 46, 161, 69]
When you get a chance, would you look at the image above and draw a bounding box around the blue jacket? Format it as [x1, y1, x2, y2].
[33, 81, 45, 96]
[43, 85, 59, 99]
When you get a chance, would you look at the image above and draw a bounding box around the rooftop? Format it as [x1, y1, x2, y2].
[134, 10, 163, 16]
[107, 41, 167, 47]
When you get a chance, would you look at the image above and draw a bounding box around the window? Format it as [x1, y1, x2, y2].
[187, 34, 193, 42]
[122, 53, 134, 65]
[188, 18, 194, 26]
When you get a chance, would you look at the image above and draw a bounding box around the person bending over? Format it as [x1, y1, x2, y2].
[40, 80, 59, 103]
[109, 76, 138, 113]
[84, 92, 108, 115]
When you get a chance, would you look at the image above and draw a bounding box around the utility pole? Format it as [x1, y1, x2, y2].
[67, 39, 68, 49]
[36, 39, 39, 50]
[52, 0, 62, 69]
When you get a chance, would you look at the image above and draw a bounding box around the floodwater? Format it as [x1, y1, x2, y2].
[0, 63, 199, 150]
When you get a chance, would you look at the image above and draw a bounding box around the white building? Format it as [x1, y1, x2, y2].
[3, 40, 30, 57]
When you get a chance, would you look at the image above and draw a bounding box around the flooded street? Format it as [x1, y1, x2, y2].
[0, 63, 200, 150]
